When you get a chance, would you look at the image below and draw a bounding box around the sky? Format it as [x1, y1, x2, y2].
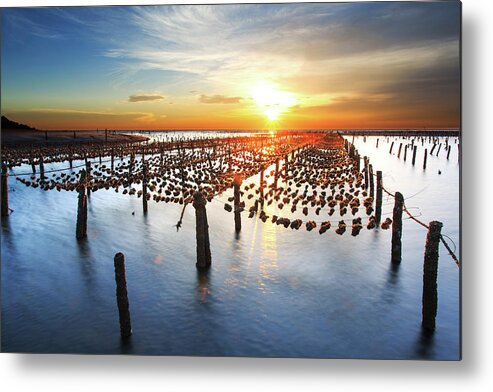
[1, 2, 461, 130]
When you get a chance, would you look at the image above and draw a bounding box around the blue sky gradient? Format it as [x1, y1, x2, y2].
[1, 2, 460, 129]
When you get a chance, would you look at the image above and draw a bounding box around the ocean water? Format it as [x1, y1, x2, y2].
[1, 134, 460, 359]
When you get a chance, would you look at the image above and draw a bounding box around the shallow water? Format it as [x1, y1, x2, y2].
[1, 133, 460, 359]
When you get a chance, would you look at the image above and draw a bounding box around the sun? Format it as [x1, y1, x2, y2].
[265, 107, 280, 121]
[251, 83, 296, 122]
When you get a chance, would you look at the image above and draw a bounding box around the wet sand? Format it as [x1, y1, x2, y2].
[1, 129, 147, 145]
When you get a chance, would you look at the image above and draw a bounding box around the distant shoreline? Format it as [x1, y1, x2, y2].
[1, 128, 148, 146]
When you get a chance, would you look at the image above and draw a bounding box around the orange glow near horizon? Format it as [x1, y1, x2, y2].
[1, 4, 460, 131]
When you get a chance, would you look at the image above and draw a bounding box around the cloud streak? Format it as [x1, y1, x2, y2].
[128, 93, 165, 102]
[199, 94, 242, 104]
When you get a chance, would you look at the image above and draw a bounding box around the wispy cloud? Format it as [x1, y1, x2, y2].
[128, 93, 165, 102]
[104, 3, 459, 86]
[199, 94, 242, 104]
[23, 108, 159, 123]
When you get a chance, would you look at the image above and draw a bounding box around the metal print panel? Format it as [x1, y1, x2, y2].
[0, 1, 461, 359]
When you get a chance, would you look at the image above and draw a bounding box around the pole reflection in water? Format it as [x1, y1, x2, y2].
[1, 134, 459, 359]
[197, 271, 210, 303]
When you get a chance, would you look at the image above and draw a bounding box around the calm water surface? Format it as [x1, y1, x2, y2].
[1, 134, 460, 359]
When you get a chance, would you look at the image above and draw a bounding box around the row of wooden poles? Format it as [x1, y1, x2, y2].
[384, 138, 460, 168]
[348, 140, 444, 332]
[41, 129, 112, 141]
[109, 189, 442, 340]
[1, 142, 444, 338]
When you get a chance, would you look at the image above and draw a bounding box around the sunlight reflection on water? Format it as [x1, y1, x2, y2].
[1, 133, 459, 359]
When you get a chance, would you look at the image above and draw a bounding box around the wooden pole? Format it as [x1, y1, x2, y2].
[404, 145, 408, 161]
[233, 173, 242, 232]
[364, 157, 369, 189]
[376, 138, 379, 148]
[193, 191, 212, 270]
[389, 141, 394, 154]
[397, 143, 402, 158]
[1, 163, 9, 217]
[142, 160, 148, 214]
[86, 160, 91, 197]
[391, 192, 404, 264]
[376, 171, 383, 224]
[274, 158, 279, 189]
[422, 221, 443, 332]
[369, 164, 374, 199]
[114, 252, 132, 339]
[447, 145, 451, 160]
[39, 155, 45, 182]
[423, 148, 428, 170]
[260, 165, 265, 207]
[76, 169, 88, 239]
[412, 146, 417, 166]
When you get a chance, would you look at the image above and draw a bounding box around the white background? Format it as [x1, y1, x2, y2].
[0, 0, 490, 391]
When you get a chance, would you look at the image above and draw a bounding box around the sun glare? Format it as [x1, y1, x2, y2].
[252, 83, 296, 122]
